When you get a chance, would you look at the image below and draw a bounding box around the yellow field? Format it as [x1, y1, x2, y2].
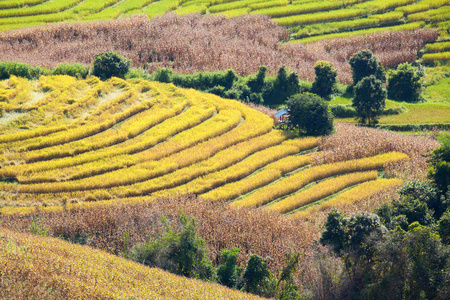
[0, 76, 410, 216]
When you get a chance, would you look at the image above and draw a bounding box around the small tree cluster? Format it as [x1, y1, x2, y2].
[286, 92, 334, 136]
[349, 49, 387, 126]
[387, 62, 424, 102]
[311, 61, 337, 99]
[92, 51, 130, 80]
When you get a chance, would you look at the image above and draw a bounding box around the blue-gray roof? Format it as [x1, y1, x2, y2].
[274, 108, 288, 118]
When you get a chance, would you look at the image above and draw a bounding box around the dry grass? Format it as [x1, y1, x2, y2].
[0, 14, 437, 84]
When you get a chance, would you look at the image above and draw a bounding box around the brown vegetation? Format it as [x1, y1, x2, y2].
[0, 13, 437, 83]
[313, 123, 439, 180]
[1, 194, 317, 286]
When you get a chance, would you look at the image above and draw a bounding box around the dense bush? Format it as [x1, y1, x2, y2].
[92, 51, 130, 80]
[349, 49, 386, 86]
[352, 75, 386, 126]
[51, 63, 89, 79]
[263, 66, 300, 105]
[286, 92, 334, 136]
[387, 62, 423, 102]
[311, 61, 337, 99]
[0, 61, 33, 79]
[129, 212, 216, 281]
[428, 132, 450, 197]
[330, 104, 357, 118]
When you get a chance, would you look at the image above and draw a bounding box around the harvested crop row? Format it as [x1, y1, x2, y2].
[291, 178, 404, 219]
[203, 153, 312, 201]
[0, 91, 242, 179]
[154, 137, 319, 196]
[267, 170, 378, 213]
[16, 96, 217, 183]
[232, 152, 409, 208]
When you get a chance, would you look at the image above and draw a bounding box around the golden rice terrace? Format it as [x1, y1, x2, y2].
[0, 75, 415, 216]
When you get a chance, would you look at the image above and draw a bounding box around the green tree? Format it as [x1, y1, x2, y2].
[263, 66, 300, 105]
[92, 51, 130, 80]
[242, 254, 277, 297]
[438, 209, 450, 245]
[349, 49, 386, 86]
[428, 132, 450, 197]
[311, 61, 337, 99]
[387, 62, 423, 102]
[352, 75, 386, 126]
[286, 92, 334, 136]
[129, 212, 216, 281]
[217, 247, 242, 289]
[247, 66, 267, 94]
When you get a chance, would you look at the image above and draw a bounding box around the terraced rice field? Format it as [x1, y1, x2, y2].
[0, 76, 413, 216]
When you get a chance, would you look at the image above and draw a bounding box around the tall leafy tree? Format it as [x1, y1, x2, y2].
[286, 92, 334, 136]
[352, 75, 386, 126]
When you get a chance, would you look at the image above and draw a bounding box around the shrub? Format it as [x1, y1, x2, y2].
[92, 51, 130, 80]
[352, 75, 386, 126]
[217, 247, 242, 289]
[242, 254, 277, 298]
[154, 67, 173, 83]
[263, 66, 300, 105]
[330, 104, 357, 118]
[286, 92, 334, 136]
[311, 61, 337, 99]
[0, 61, 32, 79]
[349, 49, 386, 86]
[428, 132, 450, 197]
[129, 212, 216, 281]
[247, 66, 267, 94]
[52, 63, 89, 79]
[387, 62, 423, 102]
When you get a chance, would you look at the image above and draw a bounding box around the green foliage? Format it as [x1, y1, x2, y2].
[438, 209, 450, 245]
[52, 63, 89, 79]
[247, 66, 267, 94]
[217, 247, 242, 289]
[242, 254, 277, 298]
[154, 67, 173, 83]
[171, 69, 237, 91]
[311, 61, 337, 99]
[92, 51, 130, 80]
[0, 61, 32, 79]
[320, 208, 347, 254]
[387, 62, 423, 102]
[263, 66, 300, 105]
[330, 103, 357, 118]
[129, 212, 216, 281]
[349, 49, 386, 85]
[428, 132, 450, 197]
[352, 75, 386, 126]
[277, 251, 301, 300]
[286, 92, 334, 136]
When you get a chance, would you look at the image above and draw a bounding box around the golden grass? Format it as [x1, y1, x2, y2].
[291, 178, 404, 218]
[267, 170, 379, 213]
[0, 227, 264, 299]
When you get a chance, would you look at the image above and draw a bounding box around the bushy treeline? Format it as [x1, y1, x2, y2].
[317, 133, 450, 299]
[0, 60, 90, 80]
[147, 65, 310, 106]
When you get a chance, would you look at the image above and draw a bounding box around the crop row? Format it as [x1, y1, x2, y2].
[0, 0, 48, 9]
[353, 0, 416, 13]
[396, 0, 449, 15]
[291, 178, 404, 218]
[208, 0, 266, 13]
[408, 5, 450, 21]
[1, 95, 240, 180]
[0, 0, 83, 18]
[6, 96, 273, 194]
[275, 8, 366, 26]
[268, 170, 378, 213]
[231, 151, 409, 208]
[83, 0, 154, 20]
[154, 137, 319, 196]
[252, 1, 344, 18]
[422, 51, 450, 62]
[203, 153, 312, 201]
[425, 41, 450, 52]
[15, 97, 219, 183]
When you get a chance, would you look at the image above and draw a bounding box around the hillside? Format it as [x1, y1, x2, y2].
[0, 76, 437, 217]
[0, 227, 264, 299]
